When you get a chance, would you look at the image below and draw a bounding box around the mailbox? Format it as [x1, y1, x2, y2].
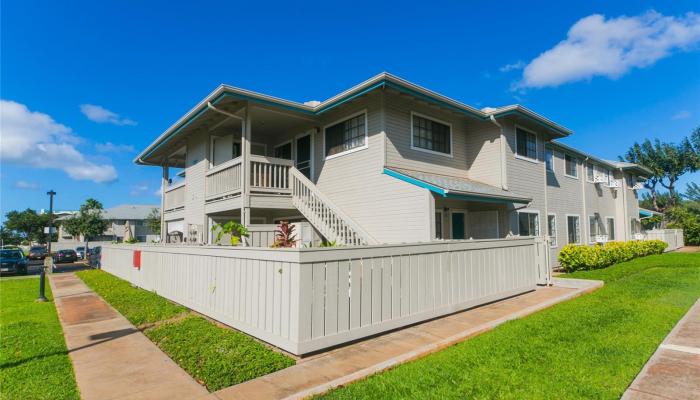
[133, 250, 141, 270]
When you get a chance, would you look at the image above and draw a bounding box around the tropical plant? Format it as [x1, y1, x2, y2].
[319, 240, 339, 247]
[145, 208, 161, 236]
[211, 221, 249, 245]
[558, 240, 667, 272]
[271, 221, 297, 248]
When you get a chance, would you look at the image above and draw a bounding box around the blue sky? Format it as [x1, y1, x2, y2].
[1, 0, 699, 216]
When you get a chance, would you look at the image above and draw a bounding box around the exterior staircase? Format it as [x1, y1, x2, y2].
[290, 167, 377, 246]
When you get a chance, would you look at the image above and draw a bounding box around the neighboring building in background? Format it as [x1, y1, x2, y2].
[39, 209, 78, 219]
[57, 204, 160, 243]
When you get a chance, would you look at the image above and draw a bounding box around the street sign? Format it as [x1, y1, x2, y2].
[44, 227, 57, 234]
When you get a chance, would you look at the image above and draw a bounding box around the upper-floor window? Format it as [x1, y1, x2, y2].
[518, 211, 540, 236]
[607, 217, 615, 240]
[565, 154, 578, 178]
[411, 113, 452, 156]
[325, 112, 367, 159]
[545, 149, 554, 172]
[516, 128, 537, 160]
[586, 162, 594, 182]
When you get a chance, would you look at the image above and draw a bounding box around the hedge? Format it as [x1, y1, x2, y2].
[558, 240, 668, 272]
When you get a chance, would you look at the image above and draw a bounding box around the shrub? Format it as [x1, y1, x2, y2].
[559, 239, 667, 272]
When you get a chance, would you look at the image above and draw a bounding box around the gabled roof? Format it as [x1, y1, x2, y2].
[384, 168, 531, 204]
[57, 204, 159, 221]
[136, 72, 572, 165]
[548, 141, 652, 176]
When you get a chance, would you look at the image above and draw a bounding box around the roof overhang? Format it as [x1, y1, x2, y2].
[384, 168, 531, 204]
[548, 141, 652, 177]
[135, 73, 573, 166]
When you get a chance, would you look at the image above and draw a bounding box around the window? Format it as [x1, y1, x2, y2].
[518, 211, 540, 236]
[548, 214, 557, 247]
[586, 162, 594, 182]
[274, 142, 292, 159]
[630, 218, 642, 235]
[567, 215, 581, 244]
[435, 211, 443, 239]
[607, 218, 615, 241]
[565, 154, 578, 177]
[516, 128, 537, 160]
[325, 113, 367, 158]
[545, 149, 554, 172]
[589, 216, 600, 241]
[411, 113, 451, 155]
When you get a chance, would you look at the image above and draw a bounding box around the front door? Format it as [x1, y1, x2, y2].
[451, 212, 466, 240]
[295, 134, 312, 178]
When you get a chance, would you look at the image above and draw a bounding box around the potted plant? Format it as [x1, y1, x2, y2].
[211, 221, 249, 246]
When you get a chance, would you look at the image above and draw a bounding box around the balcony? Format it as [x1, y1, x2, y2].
[164, 182, 185, 212]
[205, 155, 294, 202]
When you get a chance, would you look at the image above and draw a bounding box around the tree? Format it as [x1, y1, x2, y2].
[3, 209, 44, 242]
[0, 226, 21, 246]
[145, 208, 161, 236]
[683, 182, 700, 202]
[621, 130, 699, 211]
[78, 199, 108, 248]
[62, 216, 83, 241]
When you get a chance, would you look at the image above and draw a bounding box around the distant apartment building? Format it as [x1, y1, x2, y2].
[57, 204, 160, 243]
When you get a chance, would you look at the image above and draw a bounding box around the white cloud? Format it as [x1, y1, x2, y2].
[516, 11, 700, 89]
[130, 183, 150, 197]
[0, 100, 118, 183]
[499, 61, 525, 72]
[80, 104, 136, 126]
[14, 180, 39, 190]
[671, 110, 691, 120]
[95, 142, 135, 153]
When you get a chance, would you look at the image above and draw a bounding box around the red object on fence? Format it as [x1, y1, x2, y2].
[133, 250, 141, 270]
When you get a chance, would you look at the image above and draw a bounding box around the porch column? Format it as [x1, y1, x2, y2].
[241, 104, 252, 245]
[160, 161, 169, 243]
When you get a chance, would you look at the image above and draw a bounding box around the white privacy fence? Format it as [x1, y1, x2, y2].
[644, 229, 684, 251]
[101, 237, 548, 355]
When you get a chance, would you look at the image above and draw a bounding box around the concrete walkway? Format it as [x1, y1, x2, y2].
[49, 273, 210, 400]
[622, 299, 700, 400]
[214, 278, 602, 400]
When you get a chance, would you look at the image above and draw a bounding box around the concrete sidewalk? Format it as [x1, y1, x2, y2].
[49, 273, 210, 400]
[622, 299, 700, 400]
[214, 278, 602, 400]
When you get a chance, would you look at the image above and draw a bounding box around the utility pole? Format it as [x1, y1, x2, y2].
[38, 190, 56, 302]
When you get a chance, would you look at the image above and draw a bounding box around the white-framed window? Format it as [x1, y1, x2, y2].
[589, 215, 601, 242]
[567, 215, 581, 244]
[586, 162, 594, 182]
[548, 214, 557, 247]
[545, 148, 554, 172]
[565, 154, 578, 178]
[435, 210, 443, 240]
[518, 210, 540, 236]
[411, 112, 452, 156]
[324, 111, 368, 159]
[516, 127, 537, 161]
[630, 218, 642, 235]
[607, 217, 615, 241]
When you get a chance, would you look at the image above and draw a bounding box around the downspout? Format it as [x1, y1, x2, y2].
[207, 102, 239, 119]
[581, 156, 589, 243]
[488, 115, 508, 191]
[619, 167, 628, 240]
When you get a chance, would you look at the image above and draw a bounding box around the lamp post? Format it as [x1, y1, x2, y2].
[37, 190, 56, 302]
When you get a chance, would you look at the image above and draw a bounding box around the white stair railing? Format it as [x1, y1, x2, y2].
[290, 167, 377, 246]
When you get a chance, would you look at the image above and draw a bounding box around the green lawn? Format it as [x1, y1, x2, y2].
[0, 278, 80, 400]
[321, 252, 700, 399]
[76, 270, 294, 391]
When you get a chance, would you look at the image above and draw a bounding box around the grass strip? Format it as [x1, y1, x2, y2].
[0, 278, 80, 400]
[76, 269, 294, 391]
[321, 252, 700, 399]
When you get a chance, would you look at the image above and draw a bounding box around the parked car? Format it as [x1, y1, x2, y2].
[0, 249, 28, 275]
[28, 246, 48, 260]
[53, 249, 78, 264]
[88, 246, 102, 268]
[75, 246, 86, 259]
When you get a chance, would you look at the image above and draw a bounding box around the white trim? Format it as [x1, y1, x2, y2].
[323, 110, 368, 161]
[547, 213, 557, 248]
[410, 111, 453, 158]
[516, 209, 540, 237]
[565, 214, 581, 244]
[588, 215, 600, 244]
[586, 161, 595, 183]
[514, 125, 539, 163]
[434, 209, 444, 240]
[448, 209, 467, 239]
[605, 216, 616, 241]
[564, 154, 579, 179]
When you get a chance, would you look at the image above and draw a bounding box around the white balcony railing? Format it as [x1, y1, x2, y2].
[164, 183, 185, 211]
[250, 155, 294, 194]
[593, 174, 607, 184]
[607, 179, 621, 189]
[205, 157, 242, 200]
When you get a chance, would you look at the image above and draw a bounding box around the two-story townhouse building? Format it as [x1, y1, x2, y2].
[136, 73, 649, 267]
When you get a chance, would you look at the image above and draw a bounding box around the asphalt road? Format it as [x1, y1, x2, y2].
[1, 259, 93, 278]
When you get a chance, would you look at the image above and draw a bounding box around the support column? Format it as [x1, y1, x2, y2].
[241, 104, 252, 245]
[160, 161, 169, 243]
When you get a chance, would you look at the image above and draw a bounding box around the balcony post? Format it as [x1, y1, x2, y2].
[160, 161, 169, 243]
[241, 105, 252, 245]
